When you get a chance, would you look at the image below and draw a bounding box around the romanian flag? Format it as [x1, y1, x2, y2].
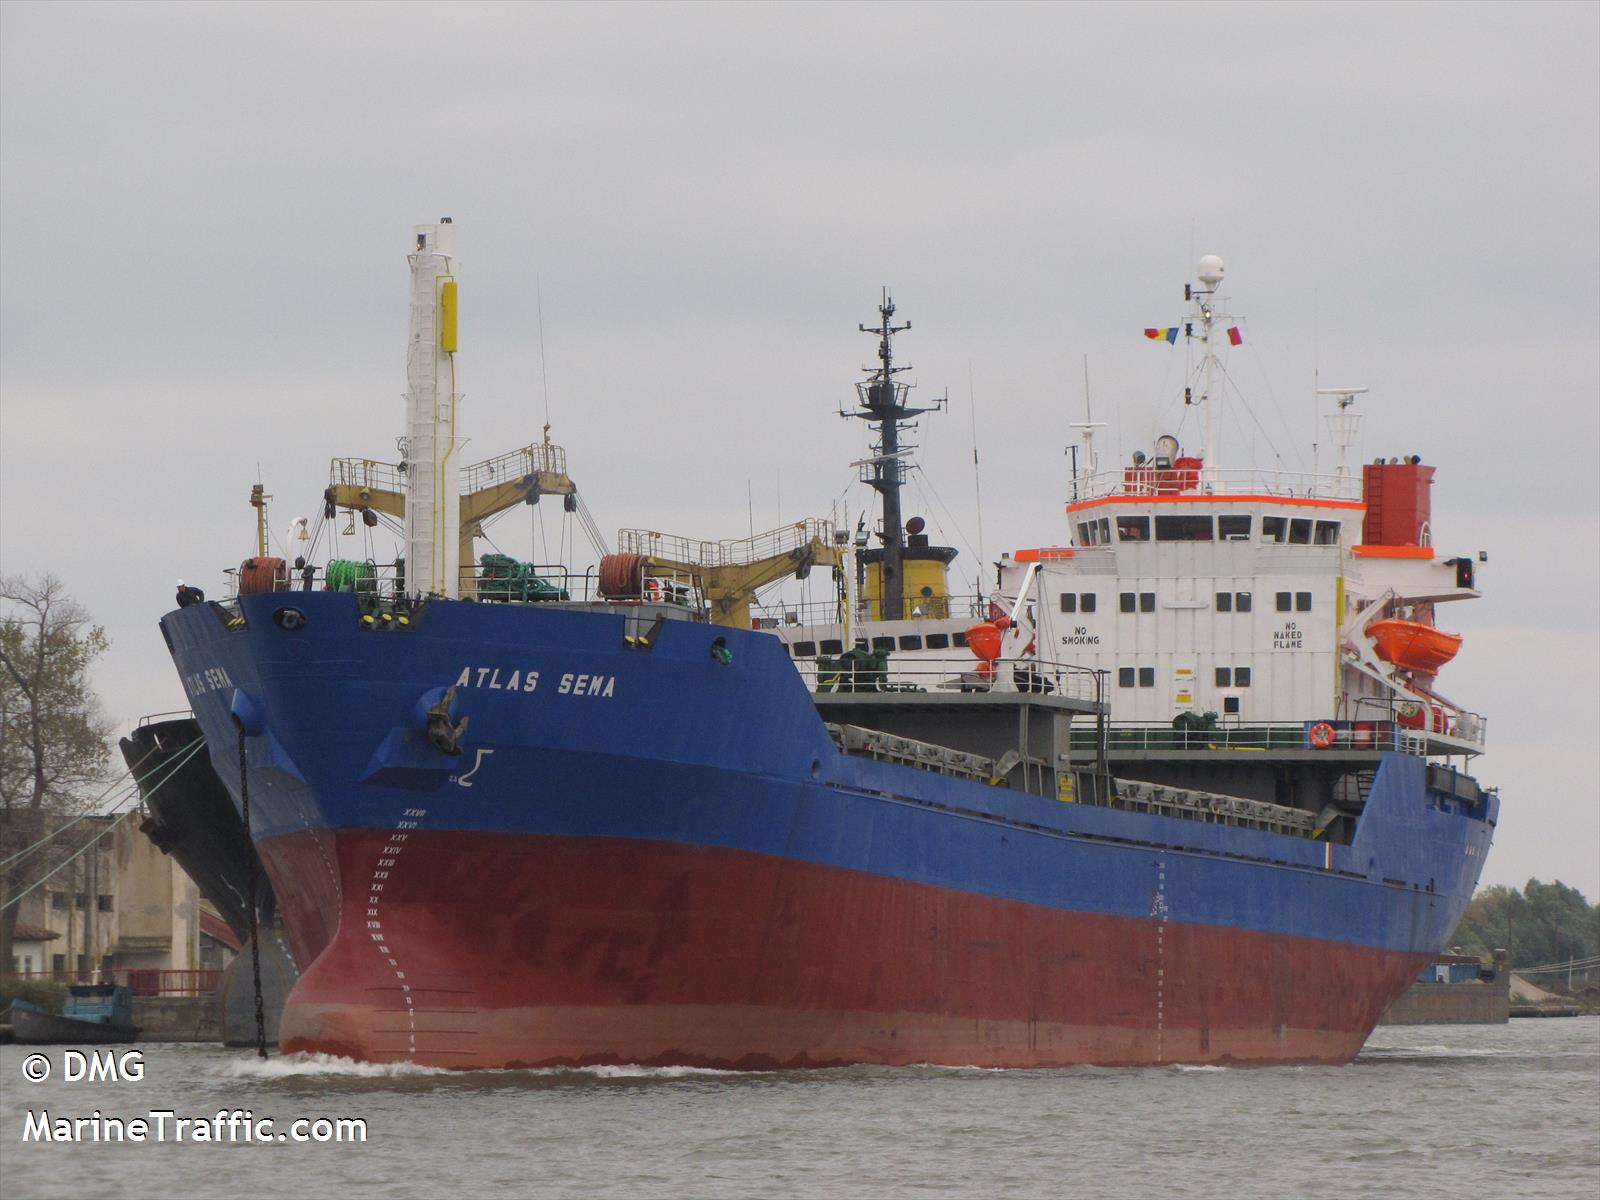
[1144, 327, 1179, 344]
[1227, 326, 1243, 346]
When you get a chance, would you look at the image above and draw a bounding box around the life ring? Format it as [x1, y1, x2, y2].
[644, 579, 662, 603]
[1308, 721, 1336, 749]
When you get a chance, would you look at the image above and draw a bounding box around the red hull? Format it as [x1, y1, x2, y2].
[262, 829, 1428, 1069]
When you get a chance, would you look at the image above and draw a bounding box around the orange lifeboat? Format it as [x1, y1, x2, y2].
[1367, 619, 1462, 675]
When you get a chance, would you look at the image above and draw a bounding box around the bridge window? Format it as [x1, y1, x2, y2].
[1262, 516, 1287, 543]
[898, 635, 922, 651]
[1076, 517, 1114, 546]
[1315, 520, 1341, 545]
[1118, 516, 1150, 541]
[925, 633, 950, 650]
[1289, 518, 1312, 544]
[820, 639, 843, 655]
[1218, 514, 1252, 540]
[793, 641, 817, 658]
[1155, 515, 1214, 541]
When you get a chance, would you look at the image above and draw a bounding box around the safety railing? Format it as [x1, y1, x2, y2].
[1070, 467, 1362, 503]
[795, 651, 1105, 705]
[461, 442, 568, 495]
[4, 968, 222, 996]
[619, 519, 836, 568]
[330, 457, 405, 495]
[750, 592, 989, 629]
[1065, 720, 1428, 755]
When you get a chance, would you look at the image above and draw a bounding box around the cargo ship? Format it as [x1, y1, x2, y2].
[159, 226, 1496, 1068]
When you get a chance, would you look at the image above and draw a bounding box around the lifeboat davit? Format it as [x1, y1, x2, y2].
[1367, 619, 1462, 674]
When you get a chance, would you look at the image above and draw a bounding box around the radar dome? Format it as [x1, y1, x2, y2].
[1197, 255, 1225, 289]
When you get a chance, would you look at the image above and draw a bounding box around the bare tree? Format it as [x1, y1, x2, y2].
[0, 574, 113, 973]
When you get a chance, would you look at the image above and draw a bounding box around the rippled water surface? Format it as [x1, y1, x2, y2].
[3, 1019, 1596, 1199]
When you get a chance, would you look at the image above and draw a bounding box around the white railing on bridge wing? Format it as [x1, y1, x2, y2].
[618, 519, 836, 567]
[1070, 468, 1364, 504]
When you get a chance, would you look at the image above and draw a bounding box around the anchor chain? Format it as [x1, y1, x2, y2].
[237, 728, 268, 1060]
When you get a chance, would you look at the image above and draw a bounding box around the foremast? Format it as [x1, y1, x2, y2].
[403, 219, 462, 598]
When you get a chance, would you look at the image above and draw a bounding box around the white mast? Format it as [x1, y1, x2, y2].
[1317, 386, 1368, 492]
[1193, 254, 1228, 489]
[403, 219, 462, 598]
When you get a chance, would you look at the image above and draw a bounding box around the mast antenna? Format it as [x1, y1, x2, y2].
[840, 289, 944, 620]
[1068, 354, 1107, 503]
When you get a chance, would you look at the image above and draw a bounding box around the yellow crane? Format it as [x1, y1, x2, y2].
[608, 520, 841, 629]
[325, 440, 577, 596]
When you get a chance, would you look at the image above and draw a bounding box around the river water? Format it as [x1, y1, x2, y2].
[2, 1018, 1595, 1199]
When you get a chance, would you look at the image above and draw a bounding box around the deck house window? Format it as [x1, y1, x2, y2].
[1315, 520, 1341, 545]
[1155, 515, 1214, 541]
[1215, 667, 1231, 686]
[1140, 592, 1155, 612]
[1296, 592, 1313, 612]
[1216, 592, 1233, 612]
[1118, 516, 1150, 541]
[1223, 696, 1241, 715]
[925, 633, 949, 650]
[1218, 514, 1252, 540]
[1262, 516, 1287, 543]
[1120, 592, 1136, 613]
[1060, 593, 1077, 613]
[1118, 667, 1136, 688]
[1236, 591, 1252, 612]
[872, 637, 895, 651]
[897, 636, 922, 651]
[793, 641, 817, 658]
[953, 631, 969, 647]
[1138, 667, 1155, 687]
[1276, 592, 1292, 612]
[1080, 593, 1096, 613]
[1234, 667, 1252, 686]
[1289, 518, 1312, 544]
[820, 638, 843, 655]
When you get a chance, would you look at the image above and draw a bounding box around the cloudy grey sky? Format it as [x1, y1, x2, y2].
[3, 2, 1596, 895]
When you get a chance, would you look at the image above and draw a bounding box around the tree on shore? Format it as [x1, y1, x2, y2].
[1450, 880, 1600, 979]
[0, 574, 113, 974]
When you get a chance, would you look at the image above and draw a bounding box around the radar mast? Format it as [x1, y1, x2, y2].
[843, 291, 946, 620]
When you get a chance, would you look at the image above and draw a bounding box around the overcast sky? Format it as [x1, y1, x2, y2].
[2, 2, 1596, 897]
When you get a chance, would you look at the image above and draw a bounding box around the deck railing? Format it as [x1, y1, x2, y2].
[4, 968, 222, 996]
[1067, 720, 1428, 755]
[1070, 467, 1363, 504]
[797, 651, 1106, 706]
